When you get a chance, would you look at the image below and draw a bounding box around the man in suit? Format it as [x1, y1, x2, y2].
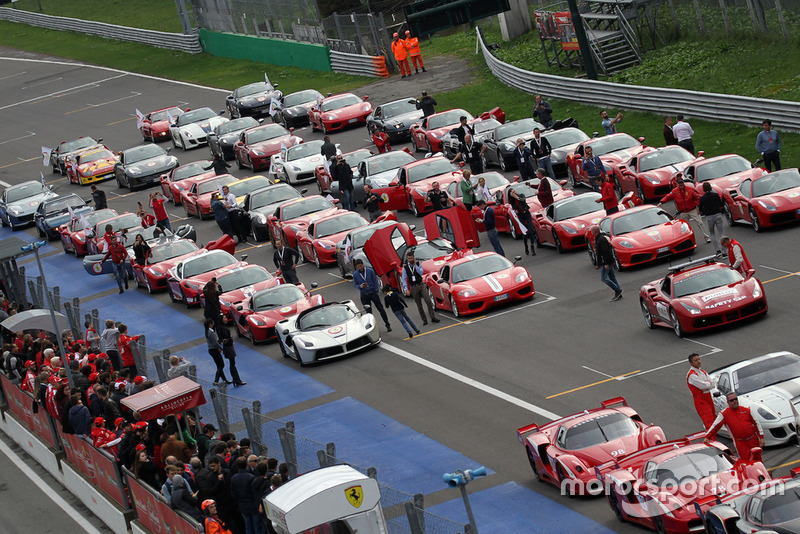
[273, 238, 301, 285]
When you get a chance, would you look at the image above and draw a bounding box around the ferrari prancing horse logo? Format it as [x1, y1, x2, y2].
[345, 485, 363, 508]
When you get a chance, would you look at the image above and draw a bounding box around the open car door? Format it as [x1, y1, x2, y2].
[371, 168, 410, 212]
[478, 106, 506, 124]
[363, 223, 418, 278]
[204, 234, 236, 255]
[423, 207, 480, 250]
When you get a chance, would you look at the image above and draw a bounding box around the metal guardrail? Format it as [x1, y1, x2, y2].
[330, 49, 389, 77]
[0, 7, 203, 54]
[476, 27, 800, 132]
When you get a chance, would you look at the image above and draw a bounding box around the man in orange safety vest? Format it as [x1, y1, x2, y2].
[404, 30, 426, 73]
[391, 32, 411, 78]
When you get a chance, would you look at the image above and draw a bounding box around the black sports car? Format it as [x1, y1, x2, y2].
[115, 144, 179, 190]
[34, 193, 92, 240]
[208, 117, 260, 160]
[242, 182, 304, 242]
[480, 118, 545, 171]
[226, 82, 282, 119]
[273, 89, 323, 129]
[366, 97, 424, 142]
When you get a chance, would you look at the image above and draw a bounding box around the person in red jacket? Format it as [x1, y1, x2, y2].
[103, 237, 129, 294]
[595, 174, 619, 215]
[404, 30, 426, 73]
[705, 392, 764, 460]
[720, 236, 753, 276]
[118, 323, 140, 376]
[657, 176, 710, 243]
[371, 130, 391, 153]
[91, 417, 121, 457]
[149, 191, 171, 231]
[686, 353, 715, 429]
[21, 360, 37, 392]
[391, 32, 411, 78]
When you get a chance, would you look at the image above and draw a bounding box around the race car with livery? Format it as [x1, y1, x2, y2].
[231, 283, 322, 343]
[721, 168, 800, 232]
[309, 93, 372, 134]
[65, 146, 118, 185]
[169, 107, 228, 149]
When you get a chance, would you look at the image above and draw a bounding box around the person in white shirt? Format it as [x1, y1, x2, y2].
[221, 185, 247, 244]
[673, 114, 695, 155]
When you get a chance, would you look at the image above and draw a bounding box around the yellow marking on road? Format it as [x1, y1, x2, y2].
[47, 177, 68, 185]
[403, 315, 486, 339]
[107, 116, 136, 126]
[768, 458, 800, 471]
[762, 271, 800, 284]
[0, 157, 39, 169]
[311, 279, 347, 291]
[546, 370, 641, 399]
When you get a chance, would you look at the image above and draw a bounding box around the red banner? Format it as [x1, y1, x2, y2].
[126, 471, 201, 534]
[554, 12, 580, 50]
[0, 373, 58, 449]
[59, 428, 128, 508]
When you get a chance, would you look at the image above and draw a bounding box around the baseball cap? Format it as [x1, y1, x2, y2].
[114, 417, 125, 428]
[24, 360, 35, 368]
[89, 372, 99, 382]
[134, 376, 146, 385]
[116, 381, 127, 391]
[94, 417, 105, 426]
[135, 443, 146, 452]
[134, 422, 148, 430]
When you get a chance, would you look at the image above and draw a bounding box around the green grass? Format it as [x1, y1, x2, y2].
[8, 0, 184, 33]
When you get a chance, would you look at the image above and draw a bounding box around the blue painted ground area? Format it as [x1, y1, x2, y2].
[285, 396, 490, 496]
[426, 482, 617, 534]
[0, 227, 57, 252]
[19, 248, 116, 298]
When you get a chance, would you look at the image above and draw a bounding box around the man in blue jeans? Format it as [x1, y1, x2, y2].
[475, 200, 505, 257]
[589, 225, 622, 301]
[352, 259, 391, 331]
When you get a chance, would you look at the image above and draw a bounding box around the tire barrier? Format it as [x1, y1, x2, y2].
[330, 49, 390, 78]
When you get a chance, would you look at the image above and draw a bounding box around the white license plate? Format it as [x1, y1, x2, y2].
[657, 246, 669, 253]
[494, 293, 508, 302]
[348, 118, 358, 123]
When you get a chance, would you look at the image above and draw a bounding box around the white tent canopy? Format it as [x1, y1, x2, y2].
[1, 309, 69, 334]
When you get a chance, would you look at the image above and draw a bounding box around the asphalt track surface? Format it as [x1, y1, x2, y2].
[0, 55, 799, 533]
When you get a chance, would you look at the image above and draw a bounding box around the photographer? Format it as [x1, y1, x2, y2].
[149, 191, 171, 231]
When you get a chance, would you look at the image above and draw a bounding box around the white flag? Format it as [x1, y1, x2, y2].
[508, 208, 528, 235]
[264, 72, 271, 86]
[135, 109, 145, 129]
[40, 172, 46, 187]
[80, 214, 91, 234]
[343, 234, 352, 263]
[166, 109, 175, 124]
[269, 97, 281, 117]
[315, 94, 323, 108]
[218, 185, 225, 198]
[323, 157, 331, 175]
[41, 146, 52, 167]
[279, 143, 288, 162]
[326, 194, 335, 203]
[267, 158, 274, 176]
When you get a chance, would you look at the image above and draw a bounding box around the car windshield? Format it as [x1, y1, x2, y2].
[695, 156, 751, 182]
[177, 108, 217, 126]
[408, 159, 456, 184]
[78, 209, 115, 229]
[7, 182, 49, 203]
[99, 213, 140, 233]
[366, 152, 415, 175]
[228, 177, 272, 197]
[451, 255, 512, 283]
[639, 147, 692, 172]
[44, 195, 85, 215]
[298, 304, 355, 330]
[553, 194, 602, 221]
[198, 176, 236, 195]
[287, 141, 323, 161]
[148, 240, 197, 263]
[252, 284, 305, 311]
[562, 413, 639, 450]
[645, 447, 734, 487]
[321, 94, 361, 112]
[351, 226, 382, 249]
[217, 117, 258, 135]
[150, 107, 183, 122]
[474, 119, 500, 135]
[283, 90, 319, 107]
[733, 353, 800, 395]
[247, 125, 289, 144]
[495, 119, 541, 141]
[544, 128, 589, 149]
[59, 137, 98, 153]
[760, 486, 800, 525]
[282, 197, 334, 220]
[472, 172, 509, 190]
[382, 100, 417, 117]
[413, 238, 456, 260]
[79, 149, 115, 164]
[218, 267, 271, 292]
[342, 150, 371, 169]
[125, 145, 165, 164]
[611, 208, 672, 235]
[182, 252, 236, 278]
[428, 110, 471, 130]
[672, 268, 743, 298]
[752, 169, 800, 197]
[508, 182, 539, 199]
[316, 213, 366, 238]
[235, 82, 271, 97]
[125, 226, 172, 244]
[173, 162, 211, 181]
[250, 185, 300, 210]
[588, 134, 639, 157]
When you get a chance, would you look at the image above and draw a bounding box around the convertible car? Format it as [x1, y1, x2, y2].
[0, 180, 59, 230]
[721, 168, 800, 232]
[231, 283, 323, 343]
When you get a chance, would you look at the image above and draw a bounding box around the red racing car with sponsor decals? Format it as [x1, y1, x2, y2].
[65, 146, 118, 186]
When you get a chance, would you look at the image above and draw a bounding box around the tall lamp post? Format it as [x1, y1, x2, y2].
[20, 240, 73, 389]
[443, 466, 487, 533]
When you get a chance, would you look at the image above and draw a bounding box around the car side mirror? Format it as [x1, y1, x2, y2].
[592, 132, 599, 138]
[310, 282, 318, 288]
[513, 255, 522, 263]
[219, 110, 226, 115]
[697, 150, 705, 157]
[559, 180, 567, 186]
[226, 94, 234, 100]
[363, 95, 369, 101]
[746, 268, 756, 279]
[272, 83, 279, 88]
[300, 188, 308, 194]
[409, 224, 416, 231]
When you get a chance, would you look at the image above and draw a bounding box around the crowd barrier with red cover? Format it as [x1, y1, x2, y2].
[0, 372, 58, 448]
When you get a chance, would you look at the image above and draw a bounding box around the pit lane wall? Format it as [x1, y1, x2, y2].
[198, 29, 332, 72]
[476, 27, 800, 132]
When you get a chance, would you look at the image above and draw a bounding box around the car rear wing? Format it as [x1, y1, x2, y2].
[601, 397, 628, 409]
[516, 423, 539, 443]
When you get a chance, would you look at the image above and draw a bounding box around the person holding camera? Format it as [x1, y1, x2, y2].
[149, 191, 171, 231]
[532, 95, 553, 128]
[600, 110, 623, 135]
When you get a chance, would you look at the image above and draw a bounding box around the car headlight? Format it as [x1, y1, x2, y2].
[500, 142, 514, 151]
[169, 157, 178, 165]
[251, 318, 266, 326]
[219, 299, 231, 308]
[253, 150, 265, 157]
[184, 282, 200, 290]
[287, 225, 300, 233]
[414, 188, 426, 197]
[316, 241, 334, 250]
[129, 168, 142, 175]
[323, 113, 337, 121]
[757, 200, 776, 211]
[184, 131, 193, 138]
[619, 240, 634, 248]
[297, 338, 314, 348]
[757, 406, 778, 421]
[430, 131, 442, 140]
[644, 175, 660, 184]
[290, 165, 302, 171]
[680, 302, 702, 315]
[458, 289, 478, 297]
[146, 267, 161, 276]
[752, 284, 762, 298]
[560, 224, 578, 235]
[681, 222, 690, 234]
[8, 206, 22, 215]
[255, 214, 266, 224]
[515, 272, 529, 283]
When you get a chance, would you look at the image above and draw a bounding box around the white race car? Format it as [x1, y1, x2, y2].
[270, 140, 340, 184]
[276, 300, 380, 365]
[709, 351, 800, 446]
[169, 107, 229, 150]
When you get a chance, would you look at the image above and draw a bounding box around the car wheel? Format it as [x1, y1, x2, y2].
[411, 198, 421, 217]
[277, 336, 290, 357]
[608, 491, 626, 523]
[426, 139, 433, 154]
[526, 448, 542, 482]
[749, 207, 762, 232]
[321, 121, 328, 135]
[338, 259, 346, 278]
[566, 166, 575, 188]
[180, 288, 189, 307]
[58, 162, 66, 176]
[555, 463, 573, 497]
[641, 299, 655, 329]
[248, 325, 257, 343]
[145, 277, 155, 294]
[509, 220, 518, 240]
[636, 180, 646, 202]
[168, 287, 178, 303]
[313, 249, 322, 269]
[669, 307, 683, 338]
[481, 153, 489, 170]
[449, 295, 460, 317]
[236, 155, 244, 170]
[499, 152, 507, 172]
[587, 243, 596, 265]
[553, 231, 564, 253]
[723, 203, 735, 226]
[36, 225, 45, 238]
[293, 341, 307, 366]
[612, 249, 622, 271]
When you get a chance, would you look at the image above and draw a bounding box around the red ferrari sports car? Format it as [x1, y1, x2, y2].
[131, 235, 236, 293]
[230, 283, 323, 343]
[309, 93, 372, 134]
[200, 264, 281, 320]
[409, 107, 505, 153]
[639, 256, 768, 337]
[86, 212, 142, 255]
[140, 106, 185, 142]
[678, 154, 767, 197]
[586, 205, 696, 270]
[160, 160, 214, 204]
[233, 124, 302, 171]
[566, 133, 648, 189]
[602, 436, 770, 534]
[614, 145, 703, 201]
[372, 156, 462, 217]
[296, 211, 369, 268]
[532, 191, 640, 252]
[165, 249, 245, 305]
[721, 168, 800, 232]
[65, 146, 118, 186]
[266, 195, 339, 249]
[517, 397, 666, 496]
[181, 174, 237, 219]
[59, 208, 117, 256]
